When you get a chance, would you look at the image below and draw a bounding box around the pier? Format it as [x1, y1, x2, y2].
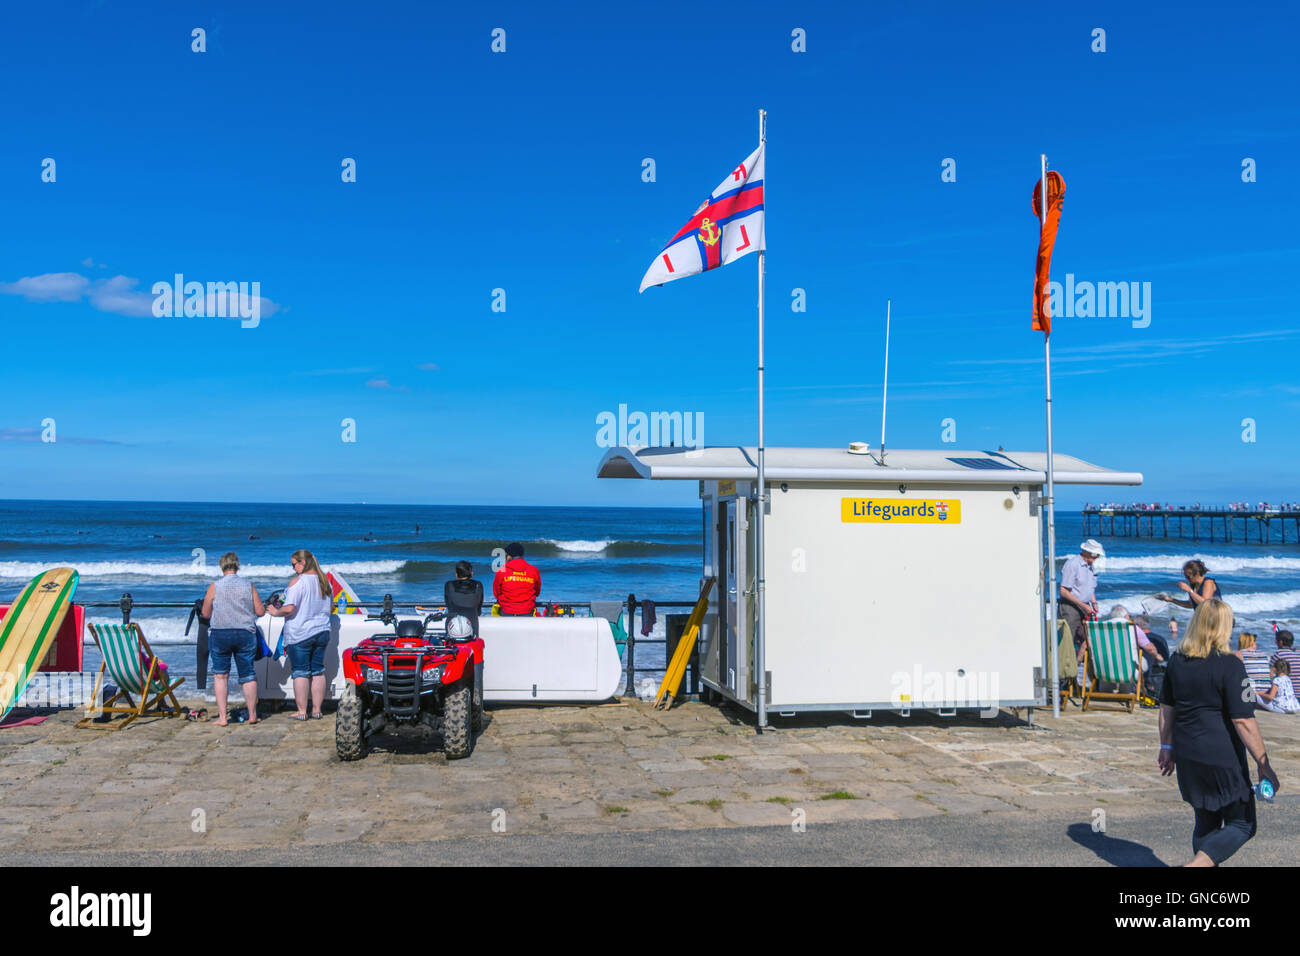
[1083, 507, 1300, 543]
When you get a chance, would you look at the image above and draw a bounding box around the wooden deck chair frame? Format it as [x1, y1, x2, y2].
[1081, 620, 1141, 713]
[76, 623, 185, 730]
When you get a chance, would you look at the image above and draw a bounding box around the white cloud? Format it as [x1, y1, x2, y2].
[0, 270, 287, 321]
[87, 275, 154, 318]
[0, 272, 89, 302]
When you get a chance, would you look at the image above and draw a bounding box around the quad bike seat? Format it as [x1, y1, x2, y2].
[394, 619, 425, 639]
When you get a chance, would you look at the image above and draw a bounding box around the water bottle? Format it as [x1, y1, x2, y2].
[1256, 779, 1275, 802]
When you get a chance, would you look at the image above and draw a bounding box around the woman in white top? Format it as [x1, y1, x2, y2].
[266, 549, 334, 720]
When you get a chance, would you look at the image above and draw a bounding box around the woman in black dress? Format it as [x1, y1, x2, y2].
[1158, 598, 1279, 866]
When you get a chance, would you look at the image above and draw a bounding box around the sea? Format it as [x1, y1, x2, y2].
[2, 500, 1297, 688]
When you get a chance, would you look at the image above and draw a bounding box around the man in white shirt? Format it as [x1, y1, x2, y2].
[1060, 539, 1104, 665]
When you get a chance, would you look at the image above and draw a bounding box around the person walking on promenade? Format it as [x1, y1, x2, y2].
[493, 542, 541, 616]
[201, 552, 265, 726]
[1060, 540, 1104, 668]
[1158, 599, 1279, 866]
[1158, 559, 1221, 609]
[266, 550, 333, 720]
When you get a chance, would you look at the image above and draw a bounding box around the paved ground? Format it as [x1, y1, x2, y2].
[2, 696, 1298, 865]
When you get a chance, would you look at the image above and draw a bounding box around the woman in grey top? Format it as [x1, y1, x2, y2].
[201, 552, 267, 726]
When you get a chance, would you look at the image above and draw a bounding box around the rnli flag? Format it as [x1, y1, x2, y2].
[639, 144, 765, 293]
[1031, 170, 1065, 333]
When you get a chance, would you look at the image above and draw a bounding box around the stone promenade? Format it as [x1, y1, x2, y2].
[2, 696, 1298, 856]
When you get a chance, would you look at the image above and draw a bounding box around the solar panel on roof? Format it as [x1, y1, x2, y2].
[947, 457, 1015, 470]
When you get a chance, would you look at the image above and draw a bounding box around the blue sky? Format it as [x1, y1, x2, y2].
[1, 0, 1296, 507]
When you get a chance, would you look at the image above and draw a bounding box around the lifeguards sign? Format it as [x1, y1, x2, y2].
[639, 144, 765, 292]
[841, 498, 962, 524]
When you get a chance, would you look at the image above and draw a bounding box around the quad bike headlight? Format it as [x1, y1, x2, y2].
[363, 666, 384, 684]
[423, 665, 445, 684]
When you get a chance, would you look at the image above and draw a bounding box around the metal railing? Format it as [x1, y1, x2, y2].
[81, 591, 705, 697]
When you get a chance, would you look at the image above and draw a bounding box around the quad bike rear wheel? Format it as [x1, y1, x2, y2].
[442, 678, 474, 759]
[335, 683, 367, 761]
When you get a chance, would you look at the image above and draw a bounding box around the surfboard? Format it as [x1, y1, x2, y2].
[0, 568, 79, 719]
[327, 570, 366, 616]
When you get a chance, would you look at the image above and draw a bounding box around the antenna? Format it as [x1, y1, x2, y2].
[879, 299, 891, 464]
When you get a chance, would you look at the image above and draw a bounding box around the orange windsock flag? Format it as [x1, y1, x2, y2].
[1031, 170, 1066, 333]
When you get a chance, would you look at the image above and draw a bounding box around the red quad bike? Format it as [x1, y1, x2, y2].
[336, 603, 484, 761]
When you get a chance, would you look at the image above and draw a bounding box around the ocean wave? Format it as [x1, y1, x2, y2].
[0, 560, 405, 580]
[385, 537, 694, 558]
[1094, 554, 1300, 573]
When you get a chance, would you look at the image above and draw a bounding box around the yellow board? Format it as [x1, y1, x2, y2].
[841, 497, 961, 524]
[0, 568, 79, 718]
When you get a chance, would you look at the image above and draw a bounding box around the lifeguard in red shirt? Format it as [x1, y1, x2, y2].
[494, 542, 541, 616]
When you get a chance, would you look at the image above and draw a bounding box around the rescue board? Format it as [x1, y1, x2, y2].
[0, 568, 79, 719]
[327, 570, 366, 615]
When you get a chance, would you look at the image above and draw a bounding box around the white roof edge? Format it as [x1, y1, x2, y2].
[596, 447, 1143, 486]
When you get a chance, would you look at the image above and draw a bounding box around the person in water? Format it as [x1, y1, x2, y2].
[444, 560, 484, 637]
[1159, 559, 1220, 609]
[493, 542, 541, 616]
[266, 550, 333, 720]
[201, 552, 265, 726]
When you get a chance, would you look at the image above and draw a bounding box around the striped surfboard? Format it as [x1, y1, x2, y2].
[0, 568, 79, 719]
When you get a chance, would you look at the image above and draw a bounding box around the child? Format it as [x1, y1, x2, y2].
[1258, 659, 1300, 714]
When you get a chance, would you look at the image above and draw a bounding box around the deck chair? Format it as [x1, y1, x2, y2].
[76, 623, 185, 730]
[1081, 620, 1141, 712]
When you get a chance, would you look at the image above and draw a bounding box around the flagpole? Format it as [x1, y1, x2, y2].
[755, 108, 768, 732]
[1041, 153, 1060, 720]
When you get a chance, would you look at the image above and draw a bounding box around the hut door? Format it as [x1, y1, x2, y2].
[723, 499, 739, 692]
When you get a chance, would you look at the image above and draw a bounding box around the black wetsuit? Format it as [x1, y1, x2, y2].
[444, 578, 484, 637]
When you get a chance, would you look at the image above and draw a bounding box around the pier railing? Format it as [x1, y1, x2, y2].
[80, 592, 703, 699]
[1082, 507, 1300, 543]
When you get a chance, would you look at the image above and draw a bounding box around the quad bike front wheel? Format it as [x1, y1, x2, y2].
[442, 678, 474, 759]
[335, 683, 367, 761]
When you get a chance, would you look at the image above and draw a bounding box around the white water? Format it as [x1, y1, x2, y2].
[0, 559, 405, 580]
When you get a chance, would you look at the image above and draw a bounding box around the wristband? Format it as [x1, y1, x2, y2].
[1159, 745, 1172, 751]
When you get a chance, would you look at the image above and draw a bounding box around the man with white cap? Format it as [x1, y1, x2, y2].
[1060, 539, 1105, 667]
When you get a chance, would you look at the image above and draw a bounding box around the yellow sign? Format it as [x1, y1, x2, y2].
[841, 498, 961, 524]
[718, 480, 737, 497]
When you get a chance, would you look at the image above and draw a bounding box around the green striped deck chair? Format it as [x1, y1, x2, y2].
[76, 623, 184, 730]
[1082, 620, 1140, 712]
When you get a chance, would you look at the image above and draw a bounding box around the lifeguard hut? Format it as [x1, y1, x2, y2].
[597, 445, 1141, 719]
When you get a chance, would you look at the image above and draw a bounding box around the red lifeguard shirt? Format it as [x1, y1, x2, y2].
[493, 557, 541, 614]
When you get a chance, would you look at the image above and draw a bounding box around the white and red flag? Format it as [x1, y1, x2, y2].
[639, 144, 765, 292]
